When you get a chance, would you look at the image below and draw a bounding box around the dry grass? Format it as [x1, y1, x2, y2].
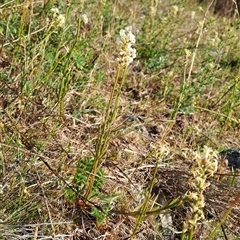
[1, 0, 240, 239]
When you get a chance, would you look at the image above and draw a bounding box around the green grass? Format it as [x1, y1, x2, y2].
[1, 0, 240, 239]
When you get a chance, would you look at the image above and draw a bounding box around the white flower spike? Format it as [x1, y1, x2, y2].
[117, 26, 136, 66]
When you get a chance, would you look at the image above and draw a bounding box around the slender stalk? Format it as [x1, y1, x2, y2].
[188, 227, 194, 240]
[83, 25, 136, 206]
[84, 64, 127, 202]
[130, 165, 158, 239]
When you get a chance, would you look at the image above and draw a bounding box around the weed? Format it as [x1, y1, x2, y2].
[65, 157, 104, 201]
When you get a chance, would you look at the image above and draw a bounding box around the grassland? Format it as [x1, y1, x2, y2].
[0, 0, 240, 239]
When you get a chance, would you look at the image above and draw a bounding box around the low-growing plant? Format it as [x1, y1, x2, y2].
[65, 157, 104, 201]
[64, 26, 137, 225]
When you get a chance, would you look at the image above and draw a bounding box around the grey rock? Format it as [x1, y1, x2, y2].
[219, 149, 240, 169]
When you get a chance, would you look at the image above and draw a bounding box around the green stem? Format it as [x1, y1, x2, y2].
[84, 63, 126, 202]
[188, 227, 194, 240]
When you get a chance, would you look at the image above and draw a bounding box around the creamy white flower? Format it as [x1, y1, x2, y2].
[49, 8, 65, 28]
[172, 5, 179, 15]
[81, 14, 88, 24]
[50, 7, 59, 15]
[186, 191, 199, 201]
[56, 14, 65, 28]
[117, 26, 136, 66]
